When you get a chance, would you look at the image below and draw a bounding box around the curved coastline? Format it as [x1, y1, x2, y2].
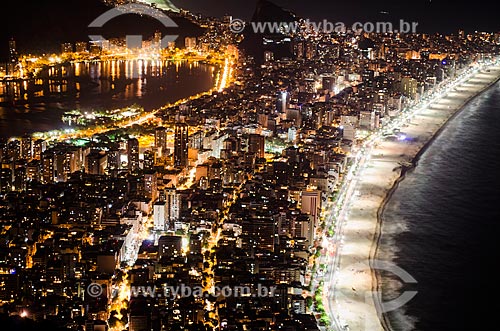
[370, 68, 500, 331]
[328, 64, 500, 331]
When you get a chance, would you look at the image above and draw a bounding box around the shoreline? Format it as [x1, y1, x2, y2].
[372, 67, 500, 330]
[370, 67, 500, 331]
[331, 64, 500, 331]
[0, 60, 222, 140]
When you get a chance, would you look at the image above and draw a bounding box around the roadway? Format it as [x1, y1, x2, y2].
[316, 59, 499, 331]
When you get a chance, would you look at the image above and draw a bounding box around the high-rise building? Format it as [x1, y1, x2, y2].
[8, 39, 17, 64]
[248, 134, 265, 158]
[33, 139, 46, 160]
[154, 201, 167, 231]
[75, 42, 88, 53]
[154, 127, 167, 157]
[165, 187, 179, 222]
[158, 236, 182, 259]
[6, 140, 20, 161]
[107, 147, 120, 172]
[359, 110, 376, 130]
[153, 31, 162, 50]
[20, 135, 32, 160]
[264, 51, 274, 62]
[242, 217, 276, 252]
[61, 43, 73, 54]
[399, 77, 418, 98]
[41, 150, 55, 183]
[143, 150, 155, 170]
[0, 168, 12, 194]
[144, 172, 158, 200]
[127, 138, 140, 171]
[86, 151, 108, 175]
[26, 162, 39, 182]
[301, 190, 322, 228]
[277, 90, 289, 113]
[322, 76, 335, 91]
[129, 307, 150, 331]
[89, 41, 102, 55]
[305, 42, 316, 60]
[184, 37, 197, 50]
[188, 131, 203, 150]
[293, 40, 304, 59]
[292, 214, 314, 245]
[288, 126, 298, 143]
[174, 123, 188, 168]
[273, 162, 289, 186]
[0, 141, 5, 161]
[7, 39, 18, 76]
[54, 151, 69, 181]
[0, 267, 18, 300]
[286, 108, 302, 127]
[304, 78, 316, 93]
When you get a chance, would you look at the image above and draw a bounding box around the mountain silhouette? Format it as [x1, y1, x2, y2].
[1, 0, 204, 61]
[251, 0, 296, 23]
[240, 0, 298, 64]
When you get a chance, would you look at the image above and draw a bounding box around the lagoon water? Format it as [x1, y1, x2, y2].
[0, 59, 216, 138]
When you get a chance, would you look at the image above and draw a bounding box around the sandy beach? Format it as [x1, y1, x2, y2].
[329, 64, 500, 331]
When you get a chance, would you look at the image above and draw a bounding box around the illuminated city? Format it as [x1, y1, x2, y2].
[1, 1, 500, 331]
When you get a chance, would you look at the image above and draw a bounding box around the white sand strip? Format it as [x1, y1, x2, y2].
[330, 65, 500, 331]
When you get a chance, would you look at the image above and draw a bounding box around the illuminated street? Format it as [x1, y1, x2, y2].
[1, 2, 500, 331]
[319, 62, 500, 331]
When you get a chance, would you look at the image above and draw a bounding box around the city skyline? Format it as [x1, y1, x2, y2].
[3, 0, 500, 60]
[1, 1, 499, 331]
[170, 0, 500, 32]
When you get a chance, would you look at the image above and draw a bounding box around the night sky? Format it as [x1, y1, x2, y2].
[171, 0, 500, 33]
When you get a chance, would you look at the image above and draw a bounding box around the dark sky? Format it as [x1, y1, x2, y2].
[172, 0, 500, 33]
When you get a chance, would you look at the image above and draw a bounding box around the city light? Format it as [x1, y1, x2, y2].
[1, 3, 499, 331]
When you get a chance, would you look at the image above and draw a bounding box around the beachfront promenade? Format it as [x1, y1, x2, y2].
[322, 62, 500, 331]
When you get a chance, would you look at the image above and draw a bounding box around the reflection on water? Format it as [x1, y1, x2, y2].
[0, 59, 217, 138]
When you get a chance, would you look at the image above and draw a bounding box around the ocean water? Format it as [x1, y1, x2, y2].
[378, 80, 500, 330]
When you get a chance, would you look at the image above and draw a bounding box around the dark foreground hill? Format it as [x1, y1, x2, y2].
[1, 0, 204, 61]
[239, 0, 298, 64]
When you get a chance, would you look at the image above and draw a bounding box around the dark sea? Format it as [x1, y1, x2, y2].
[378, 80, 500, 330]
